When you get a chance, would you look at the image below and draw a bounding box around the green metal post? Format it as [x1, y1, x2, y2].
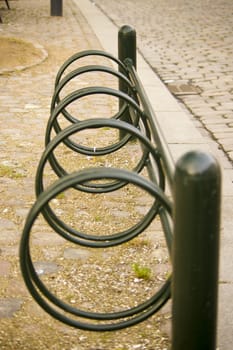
[51, 0, 63, 16]
[172, 150, 221, 350]
[118, 25, 136, 139]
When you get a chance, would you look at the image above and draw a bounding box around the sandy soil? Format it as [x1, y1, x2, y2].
[0, 37, 45, 70]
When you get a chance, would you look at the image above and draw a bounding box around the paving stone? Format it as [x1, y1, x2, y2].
[32, 231, 66, 246]
[34, 261, 60, 275]
[0, 298, 23, 318]
[6, 279, 29, 297]
[0, 261, 11, 276]
[63, 248, 92, 260]
[0, 246, 18, 256]
[0, 219, 19, 242]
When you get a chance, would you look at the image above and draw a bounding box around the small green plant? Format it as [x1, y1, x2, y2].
[94, 215, 102, 222]
[0, 164, 25, 179]
[126, 237, 150, 248]
[132, 262, 152, 280]
[56, 192, 65, 200]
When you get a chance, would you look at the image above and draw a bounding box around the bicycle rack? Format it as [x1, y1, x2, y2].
[20, 26, 221, 349]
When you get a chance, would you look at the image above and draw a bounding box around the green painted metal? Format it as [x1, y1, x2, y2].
[172, 151, 221, 350]
[118, 25, 137, 138]
[19, 25, 221, 346]
[50, 0, 62, 16]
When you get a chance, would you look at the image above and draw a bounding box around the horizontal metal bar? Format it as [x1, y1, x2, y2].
[125, 58, 175, 189]
[136, 117, 173, 256]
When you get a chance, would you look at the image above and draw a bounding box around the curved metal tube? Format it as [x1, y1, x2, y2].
[45, 86, 142, 155]
[51, 64, 136, 125]
[20, 48, 173, 333]
[54, 49, 129, 87]
[40, 118, 156, 192]
[20, 168, 172, 331]
[36, 119, 165, 245]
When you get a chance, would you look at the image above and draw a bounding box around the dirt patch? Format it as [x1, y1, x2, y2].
[0, 37, 47, 73]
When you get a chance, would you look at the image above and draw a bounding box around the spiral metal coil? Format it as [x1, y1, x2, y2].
[20, 50, 173, 331]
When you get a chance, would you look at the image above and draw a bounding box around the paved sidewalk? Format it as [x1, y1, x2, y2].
[0, 0, 232, 349]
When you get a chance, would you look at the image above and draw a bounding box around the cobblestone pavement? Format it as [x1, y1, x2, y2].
[94, 0, 233, 163]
